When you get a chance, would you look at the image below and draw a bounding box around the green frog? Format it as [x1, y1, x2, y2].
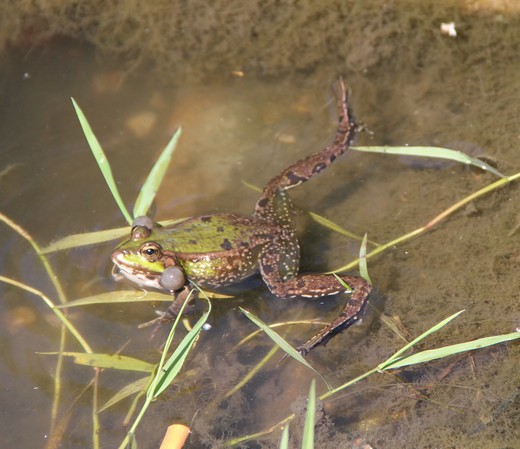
[111, 79, 371, 356]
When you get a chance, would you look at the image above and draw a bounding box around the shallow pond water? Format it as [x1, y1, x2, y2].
[1, 1, 519, 448]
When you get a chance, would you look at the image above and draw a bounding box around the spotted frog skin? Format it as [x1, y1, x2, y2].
[111, 79, 371, 355]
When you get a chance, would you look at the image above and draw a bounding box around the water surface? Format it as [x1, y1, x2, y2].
[1, 2, 519, 448]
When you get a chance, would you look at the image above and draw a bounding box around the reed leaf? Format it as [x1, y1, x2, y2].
[351, 146, 504, 178]
[72, 98, 132, 224]
[133, 127, 182, 218]
[41, 218, 187, 253]
[39, 352, 155, 372]
[99, 377, 151, 412]
[278, 426, 289, 449]
[383, 331, 520, 369]
[302, 379, 316, 449]
[56, 291, 172, 308]
[152, 305, 210, 397]
[240, 308, 331, 390]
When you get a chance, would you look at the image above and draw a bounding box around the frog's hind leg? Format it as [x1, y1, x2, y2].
[254, 78, 357, 224]
[259, 188, 301, 281]
[294, 274, 371, 355]
[259, 248, 371, 356]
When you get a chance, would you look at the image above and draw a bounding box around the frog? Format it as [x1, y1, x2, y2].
[111, 78, 371, 356]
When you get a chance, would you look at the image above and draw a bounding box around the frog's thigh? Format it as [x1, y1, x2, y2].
[255, 187, 296, 230]
[260, 246, 356, 299]
[259, 236, 300, 286]
[259, 242, 364, 300]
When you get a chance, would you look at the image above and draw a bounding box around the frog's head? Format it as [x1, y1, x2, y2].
[111, 216, 186, 292]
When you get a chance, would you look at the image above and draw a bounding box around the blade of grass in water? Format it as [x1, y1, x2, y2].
[358, 234, 371, 285]
[332, 171, 520, 274]
[308, 211, 380, 246]
[40, 218, 187, 253]
[380, 310, 465, 368]
[229, 311, 519, 446]
[133, 127, 182, 218]
[56, 291, 172, 308]
[240, 308, 331, 390]
[71, 98, 133, 224]
[39, 352, 155, 372]
[58, 289, 228, 308]
[382, 331, 520, 369]
[302, 379, 316, 449]
[351, 146, 504, 178]
[99, 377, 151, 413]
[278, 426, 289, 449]
[118, 292, 210, 448]
[152, 303, 210, 397]
[41, 227, 130, 254]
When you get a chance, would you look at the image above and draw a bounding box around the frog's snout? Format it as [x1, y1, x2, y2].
[111, 248, 124, 266]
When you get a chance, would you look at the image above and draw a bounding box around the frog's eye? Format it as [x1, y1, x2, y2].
[160, 266, 186, 292]
[139, 242, 162, 261]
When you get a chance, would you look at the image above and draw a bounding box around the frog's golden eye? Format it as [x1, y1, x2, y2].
[140, 243, 162, 261]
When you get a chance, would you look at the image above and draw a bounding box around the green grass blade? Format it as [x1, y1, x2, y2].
[308, 212, 380, 246]
[380, 310, 465, 369]
[99, 376, 151, 412]
[302, 379, 316, 449]
[351, 146, 504, 178]
[41, 227, 130, 253]
[71, 98, 133, 224]
[384, 331, 520, 369]
[39, 352, 155, 372]
[240, 308, 331, 390]
[56, 291, 172, 308]
[358, 234, 371, 284]
[133, 127, 182, 218]
[278, 425, 289, 449]
[41, 218, 187, 253]
[59, 289, 224, 308]
[118, 292, 201, 449]
[152, 301, 210, 397]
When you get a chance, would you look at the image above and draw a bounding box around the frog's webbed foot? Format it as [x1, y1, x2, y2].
[138, 286, 197, 337]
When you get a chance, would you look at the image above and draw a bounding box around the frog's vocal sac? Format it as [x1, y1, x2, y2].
[111, 78, 372, 356]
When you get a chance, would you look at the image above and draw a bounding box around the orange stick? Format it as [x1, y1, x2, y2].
[159, 424, 190, 449]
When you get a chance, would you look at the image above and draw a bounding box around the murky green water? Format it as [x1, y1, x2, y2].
[1, 1, 519, 448]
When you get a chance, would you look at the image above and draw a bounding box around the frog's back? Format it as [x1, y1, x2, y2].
[160, 214, 272, 288]
[162, 214, 266, 253]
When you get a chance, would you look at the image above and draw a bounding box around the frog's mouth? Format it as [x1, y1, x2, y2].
[111, 250, 163, 290]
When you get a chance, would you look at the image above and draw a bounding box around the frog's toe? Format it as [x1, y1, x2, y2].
[296, 345, 310, 358]
[276, 345, 310, 366]
[138, 310, 173, 334]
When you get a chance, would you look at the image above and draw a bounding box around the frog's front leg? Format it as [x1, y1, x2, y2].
[138, 285, 198, 329]
[259, 245, 371, 356]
